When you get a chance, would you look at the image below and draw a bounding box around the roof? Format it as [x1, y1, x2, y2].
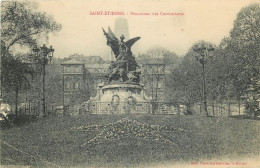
[86, 64, 110, 74]
[61, 59, 84, 65]
[86, 64, 110, 69]
[141, 62, 165, 65]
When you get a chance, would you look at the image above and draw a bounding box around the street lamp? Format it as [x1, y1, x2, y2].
[32, 44, 54, 117]
[193, 42, 215, 116]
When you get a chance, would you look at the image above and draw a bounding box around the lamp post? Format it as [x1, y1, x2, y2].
[193, 42, 214, 116]
[32, 44, 54, 117]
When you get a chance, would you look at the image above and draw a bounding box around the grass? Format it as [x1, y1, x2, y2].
[1, 114, 260, 167]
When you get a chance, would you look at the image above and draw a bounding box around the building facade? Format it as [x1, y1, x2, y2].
[61, 59, 167, 105]
[85, 63, 110, 97]
[61, 59, 86, 106]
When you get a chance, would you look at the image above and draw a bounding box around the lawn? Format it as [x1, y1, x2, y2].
[0, 114, 259, 167]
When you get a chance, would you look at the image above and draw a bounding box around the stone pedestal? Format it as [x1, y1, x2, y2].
[82, 83, 151, 114]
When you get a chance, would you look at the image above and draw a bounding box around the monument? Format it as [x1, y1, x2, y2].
[82, 27, 151, 114]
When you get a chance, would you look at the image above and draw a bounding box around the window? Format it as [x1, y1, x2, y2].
[74, 66, 80, 73]
[66, 82, 71, 89]
[64, 66, 68, 72]
[74, 82, 79, 89]
[77, 66, 82, 73]
[72, 66, 76, 72]
[158, 81, 164, 89]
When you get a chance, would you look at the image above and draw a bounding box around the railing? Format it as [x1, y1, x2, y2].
[80, 101, 187, 115]
[22, 101, 245, 117]
[194, 103, 245, 116]
[10, 101, 58, 117]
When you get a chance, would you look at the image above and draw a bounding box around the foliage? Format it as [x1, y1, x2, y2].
[137, 47, 181, 102]
[137, 47, 180, 65]
[167, 41, 217, 111]
[167, 57, 201, 106]
[68, 54, 106, 64]
[26, 62, 64, 108]
[2, 54, 32, 90]
[1, 1, 61, 57]
[223, 4, 260, 117]
[1, 1, 61, 115]
[167, 4, 260, 118]
[2, 53, 36, 115]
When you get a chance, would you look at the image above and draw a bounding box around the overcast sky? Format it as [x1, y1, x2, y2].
[37, 0, 259, 60]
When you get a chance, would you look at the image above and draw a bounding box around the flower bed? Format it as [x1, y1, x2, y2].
[71, 118, 186, 146]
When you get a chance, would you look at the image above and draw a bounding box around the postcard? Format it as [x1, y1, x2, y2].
[1, 0, 259, 167]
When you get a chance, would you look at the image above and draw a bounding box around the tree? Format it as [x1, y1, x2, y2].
[25, 62, 64, 113]
[167, 47, 203, 114]
[137, 47, 180, 66]
[167, 65, 200, 114]
[1, 1, 61, 116]
[137, 48, 180, 103]
[224, 4, 260, 118]
[2, 53, 35, 115]
[68, 54, 106, 64]
[1, 1, 61, 57]
[168, 41, 221, 115]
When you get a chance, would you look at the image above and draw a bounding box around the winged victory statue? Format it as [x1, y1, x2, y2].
[102, 27, 141, 84]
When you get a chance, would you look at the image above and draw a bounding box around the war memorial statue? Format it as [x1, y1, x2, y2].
[82, 27, 151, 114]
[103, 27, 141, 84]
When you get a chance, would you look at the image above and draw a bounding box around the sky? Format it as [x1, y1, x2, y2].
[36, 0, 259, 60]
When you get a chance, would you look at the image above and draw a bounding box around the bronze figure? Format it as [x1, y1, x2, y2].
[102, 27, 141, 84]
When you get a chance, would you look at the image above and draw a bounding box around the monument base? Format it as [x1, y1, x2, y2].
[82, 83, 152, 114]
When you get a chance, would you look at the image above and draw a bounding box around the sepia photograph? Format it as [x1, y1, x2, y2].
[0, 0, 260, 167]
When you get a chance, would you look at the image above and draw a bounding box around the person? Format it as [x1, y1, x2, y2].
[117, 35, 129, 61]
[0, 99, 12, 126]
[0, 99, 10, 115]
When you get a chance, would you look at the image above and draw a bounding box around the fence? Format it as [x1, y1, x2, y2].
[79, 101, 189, 115]
[13, 101, 245, 117]
[10, 101, 57, 117]
[193, 103, 245, 116]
